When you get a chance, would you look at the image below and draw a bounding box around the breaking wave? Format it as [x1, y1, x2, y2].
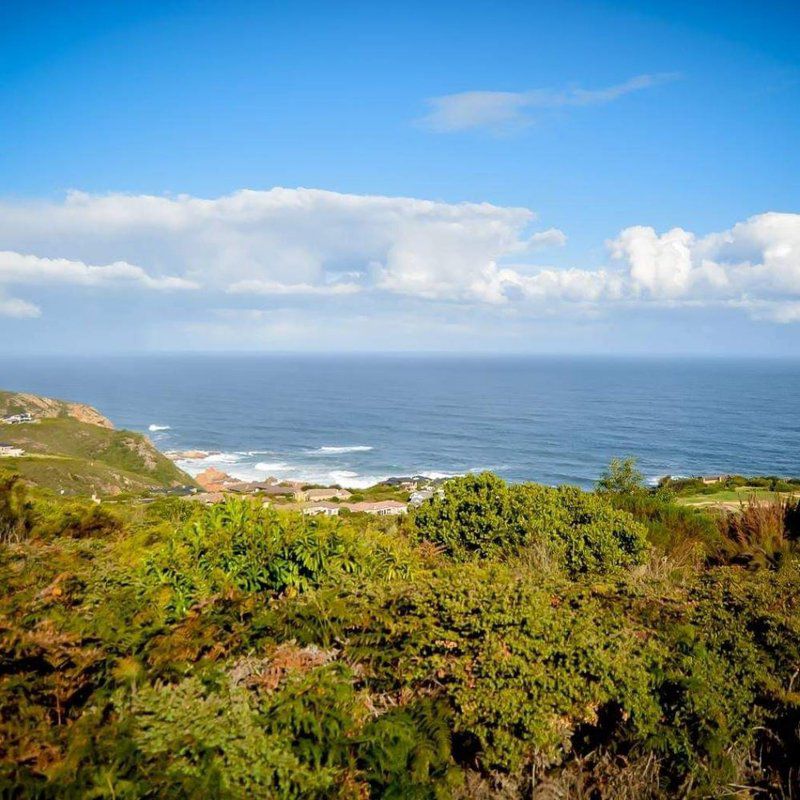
[312, 445, 373, 454]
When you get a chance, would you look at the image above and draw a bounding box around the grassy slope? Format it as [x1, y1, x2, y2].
[0, 417, 194, 495]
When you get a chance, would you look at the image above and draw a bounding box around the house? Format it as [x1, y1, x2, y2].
[2, 412, 33, 425]
[700, 475, 729, 485]
[304, 487, 352, 502]
[344, 500, 408, 516]
[257, 484, 306, 501]
[0, 444, 24, 457]
[301, 501, 340, 516]
[409, 488, 434, 507]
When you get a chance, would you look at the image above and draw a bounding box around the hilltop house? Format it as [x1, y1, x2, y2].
[2, 412, 33, 425]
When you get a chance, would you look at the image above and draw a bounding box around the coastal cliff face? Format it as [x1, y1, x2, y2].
[0, 390, 195, 495]
[0, 391, 114, 429]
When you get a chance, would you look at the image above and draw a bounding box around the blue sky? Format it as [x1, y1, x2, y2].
[1, 0, 798, 354]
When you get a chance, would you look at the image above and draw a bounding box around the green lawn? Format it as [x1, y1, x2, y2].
[678, 486, 800, 506]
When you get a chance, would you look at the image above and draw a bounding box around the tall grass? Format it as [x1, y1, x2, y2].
[716, 496, 800, 568]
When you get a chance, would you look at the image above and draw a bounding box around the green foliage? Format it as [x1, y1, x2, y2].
[413, 473, 648, 573]
[34, 500, 124, 540]
[145, 498, 414, 616]
[2, 476, 800, 798]
[610, 489, 721, 557]
[597, 456, 645, 495]
[127, 669, 352, 798]
[0, 469, 35, 543]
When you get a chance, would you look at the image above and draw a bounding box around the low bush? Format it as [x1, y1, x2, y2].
[0, 470, 35, 543]
[413, 473, 648, 573]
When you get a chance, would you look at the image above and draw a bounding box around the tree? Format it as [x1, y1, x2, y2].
[597, 457, 644, 495]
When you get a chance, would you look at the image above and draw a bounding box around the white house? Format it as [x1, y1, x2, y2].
[2, 412, 33, 425]
[0, 444, 24, 457]
[301, 501, 340, 516]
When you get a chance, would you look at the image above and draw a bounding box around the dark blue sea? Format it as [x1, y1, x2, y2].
[1, 355, 798, 488]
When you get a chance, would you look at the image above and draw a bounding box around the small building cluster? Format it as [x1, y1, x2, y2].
[186, 465, 416, 514]
[1, 412, 34, 425]
[301, 499, 408, 516]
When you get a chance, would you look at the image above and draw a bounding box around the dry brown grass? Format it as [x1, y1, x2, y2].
[716, 496, 798, 568]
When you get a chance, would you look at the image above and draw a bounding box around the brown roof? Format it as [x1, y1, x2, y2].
[258, 485, 303, 496]
[305, 488, 352, 500]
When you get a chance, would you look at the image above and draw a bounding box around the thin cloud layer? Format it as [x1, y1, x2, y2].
[0, 188, 798, 324]
[419, 73, 680, 133]
[0, 292, 40, 318]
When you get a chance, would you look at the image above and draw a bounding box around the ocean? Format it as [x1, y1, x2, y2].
[1, 354, 798, 489]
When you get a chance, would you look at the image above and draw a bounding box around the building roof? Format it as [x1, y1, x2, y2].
[258, 484, 303, 496]
[346, 500, 407, 512]
[305, 488, 351, 500]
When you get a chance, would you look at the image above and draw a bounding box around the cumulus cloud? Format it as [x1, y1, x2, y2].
[608, 212, 800, 316]
[0, 188, 560, 306]
[0, 188, 798, 325]
[419, 73, 680, 133]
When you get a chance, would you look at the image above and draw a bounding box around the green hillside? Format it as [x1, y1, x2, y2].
[0, 391, 194, 495]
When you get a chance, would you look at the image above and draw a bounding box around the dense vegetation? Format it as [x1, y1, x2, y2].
[2, 464, 799, 798]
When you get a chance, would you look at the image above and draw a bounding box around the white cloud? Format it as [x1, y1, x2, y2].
[0, 188, 558, 305]
[608, 213, 800, 317]
[0, 188, 797, 326]
[227, 279, 362, 296]
[0, 292, 40, 318]
[0, 250, 197, 290]
[420, 73, 680, 133]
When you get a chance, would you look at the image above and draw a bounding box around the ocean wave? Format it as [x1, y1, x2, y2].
[255, 461, 295, 473]
[148, 424, 171, 432]
[312, 445, 373, 454]
[327, 470, 388, 488]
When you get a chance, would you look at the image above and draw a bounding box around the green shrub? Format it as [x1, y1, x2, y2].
[145, 498, 414, 615]
[128, 675, 341, 798]
[413, 473, 648, 573]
